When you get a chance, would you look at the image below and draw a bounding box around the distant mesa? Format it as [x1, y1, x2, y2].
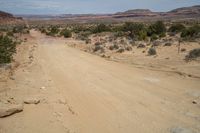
[114, 9, 158, 18]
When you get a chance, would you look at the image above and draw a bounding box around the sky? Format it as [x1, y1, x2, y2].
[0, 0, 200, 15]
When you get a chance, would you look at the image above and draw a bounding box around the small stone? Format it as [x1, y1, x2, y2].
[0, 103, 23, 118]
[58, 98, 67, 105]
[192, 100, 197, 104]
[24, 98, 40, 104]
[137, 43, 146, 48]
[40, 86, 46, 90]
[10, 77, 15, 80]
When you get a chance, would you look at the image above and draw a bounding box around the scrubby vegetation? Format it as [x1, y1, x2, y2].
[0, 35, 17, 63]
[93, 24, 111, 33]
[60, 29, 72, 38]
[168, 23, 186, 33]
[35, 21, 200, 61]
[0, 24, 30, 64]
[122, 22, 147, 40]
[185, 48, 200, 60]
[181, 25, 200, 39]
[147, 21, 166, 38]
[46, 26, 60, 36]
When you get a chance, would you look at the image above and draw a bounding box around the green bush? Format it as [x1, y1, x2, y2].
[40, 28, 46, 33]
[93, 24, 111, 33]
[13, 26, 23, 33]
[0, 35, 16, 64]
[168, 24, 185, 33]
[114, 31, 125, 38]
[122, 22, 147, 40]
[46, 26, 60, 36]
[138, 30, 147, 40]
[60, 29, 72, 38]
[150, 34, 158, 41]
[76, 31, 92, 41]
[147, 21, 166, 37]
[6, 31, 14, 37]
[12, 25, 29, 34]
[181, 25, 200, 39]
[72, 25, 93, 33]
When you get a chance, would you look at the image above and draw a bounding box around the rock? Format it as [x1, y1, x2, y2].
[152, 41, 161, 47]
[164, 42, 172, 46]
[101, 54, 106, 58]
[126, 46, 132, 51]
[58, 98, 67, 105]
[10, 76, 15, 80]
[24, 98, 40, 104]
[117, 48, 125, 53]
[0, 103, 23, 118]
[181, 48, 186, 52]
[170, 127, 195, 133]
[40, 86, 46, 90]
[192, 100, 197, 104]
[109, 44, 119, 50]
[137, 43, 146, 48]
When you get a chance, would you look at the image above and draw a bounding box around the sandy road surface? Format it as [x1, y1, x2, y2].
[0, 30, 200, 133]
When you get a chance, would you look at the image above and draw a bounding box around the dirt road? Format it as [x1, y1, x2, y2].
[0, 30, 200, 133]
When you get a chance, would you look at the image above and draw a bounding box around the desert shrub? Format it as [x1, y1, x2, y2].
[39, 27, 47, 33]
[148, 47, 157, 55]
[60, 29, 72, 38]
[114, 31, 126, 38]
[138, 30, 148, 40]
[6, 31, 14, 37]
[181, 25, 200, 39]
[159, 32, 166, 38]
[93, 24, 111, 33]
[72, 25, 93, 33]
[11, 25, 29, 34]
[46, 26, 60, 36]
[0, 35, 16, 64]
[13, 26, 23, 33]
[185, 48, 200, 60]
[112, 25, 123, 32]
[77, 31, 92, 40]
[168, 24, 185, 33]
[122, 22, 147, 40]
[147, 21, 166, 37]
[150, 34, 158, 41]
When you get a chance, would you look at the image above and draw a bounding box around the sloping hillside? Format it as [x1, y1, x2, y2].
[166, 5, 200, 17]
[0, 10, 22, 24]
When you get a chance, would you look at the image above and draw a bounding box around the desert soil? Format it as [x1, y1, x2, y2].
[0, 30, 200, 133]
